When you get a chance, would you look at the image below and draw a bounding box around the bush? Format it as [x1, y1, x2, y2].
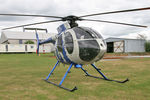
[145, 41, 150, 52]
[24, 40, 34, 44]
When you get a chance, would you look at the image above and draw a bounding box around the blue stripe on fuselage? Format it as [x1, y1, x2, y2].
[62, 39, 73, 64]
[55, 49, 64, 63]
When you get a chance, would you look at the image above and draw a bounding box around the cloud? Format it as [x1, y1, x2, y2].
[0, 0, 150, 39]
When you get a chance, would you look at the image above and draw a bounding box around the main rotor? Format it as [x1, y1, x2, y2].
[0, 7, 150, 30]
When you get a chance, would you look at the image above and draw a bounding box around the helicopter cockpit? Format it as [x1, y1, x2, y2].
[73, 27, 103, 62]
[55, 26, 106, 64]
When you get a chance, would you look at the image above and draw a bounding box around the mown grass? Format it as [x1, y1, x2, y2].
[0, 53, 150, 100]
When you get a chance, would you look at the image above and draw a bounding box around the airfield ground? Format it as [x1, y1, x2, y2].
[0, 53, 150, 100]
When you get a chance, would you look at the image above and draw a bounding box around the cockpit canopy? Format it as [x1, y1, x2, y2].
[73, 27, 103, 39]
[55, 27, 105, 64]
[73, 27, 102, 62]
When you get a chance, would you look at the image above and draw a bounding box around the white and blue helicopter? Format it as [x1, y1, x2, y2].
[1, 7, 150, 92]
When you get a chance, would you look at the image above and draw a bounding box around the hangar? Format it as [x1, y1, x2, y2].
[105, 37, 146, 53]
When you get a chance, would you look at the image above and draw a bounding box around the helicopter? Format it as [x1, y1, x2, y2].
[1, 7, 150, 92]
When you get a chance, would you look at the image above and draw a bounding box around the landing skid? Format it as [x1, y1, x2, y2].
[81, 64, 129, 83]
[43, 79, 77, 92]
[44, 61, 77, 92]
[85, 75, 129, 83]
[44, 61, 129, 92]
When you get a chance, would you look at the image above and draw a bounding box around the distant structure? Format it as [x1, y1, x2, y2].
[105, 37, 146, 53]
[0, 28, 55, 53]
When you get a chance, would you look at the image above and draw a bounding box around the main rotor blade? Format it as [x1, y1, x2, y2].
[81, 19, 147, 28]
[0, 13, 63, 19]
[80, 7, 150, 18]
[2, 20, 62, 30]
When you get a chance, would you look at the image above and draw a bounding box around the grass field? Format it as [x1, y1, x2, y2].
[0, 53, 150, 100]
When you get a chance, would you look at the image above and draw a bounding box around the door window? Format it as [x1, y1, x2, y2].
[65, 32, 73, 54]
[57, 35, 63, 52]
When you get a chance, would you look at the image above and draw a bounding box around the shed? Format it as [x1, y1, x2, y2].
[105, 37, 146, 53]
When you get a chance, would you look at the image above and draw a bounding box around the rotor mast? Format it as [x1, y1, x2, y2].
[62, 16, 81, 28]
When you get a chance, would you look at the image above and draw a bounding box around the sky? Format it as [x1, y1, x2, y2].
[0, 0, 150, 39]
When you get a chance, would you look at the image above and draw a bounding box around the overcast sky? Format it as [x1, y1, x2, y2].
[0, 0, 150, 39]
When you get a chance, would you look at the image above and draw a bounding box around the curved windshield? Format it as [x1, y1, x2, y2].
[82, 27, 103, 39]
[78, 40, 100, 61]
[65, 32, 73, 54]
[73, 27, 101, 61]
[73, 27, 97, 39]
[73, 27, 103, 39]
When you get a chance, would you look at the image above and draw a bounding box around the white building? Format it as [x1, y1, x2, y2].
[0, 31, 55, 53]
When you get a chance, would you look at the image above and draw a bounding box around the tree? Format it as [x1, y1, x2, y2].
[145, 41, 150, 52]
[24, 40, 34, 44]
[137, 34, 150, 52]
[137, 34, 147, 40]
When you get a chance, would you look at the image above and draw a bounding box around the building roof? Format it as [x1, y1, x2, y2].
[0, 31, 55, 43]
[105, 37, 145, 42]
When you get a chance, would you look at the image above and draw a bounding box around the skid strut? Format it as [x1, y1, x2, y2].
[44, 62, 128, 92]
[81, 64, 129, 83]
[44, 61, 77, 92]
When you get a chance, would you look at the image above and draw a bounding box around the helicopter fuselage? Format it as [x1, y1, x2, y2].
[55, 26, 106, 65]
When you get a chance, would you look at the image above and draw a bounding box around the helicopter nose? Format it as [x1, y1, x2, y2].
[78, 40, 100, 62]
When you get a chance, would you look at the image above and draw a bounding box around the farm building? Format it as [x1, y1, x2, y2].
[0, 31, 52, 44]
[0, 30, 55, 53]
[105, 37, 146, 53]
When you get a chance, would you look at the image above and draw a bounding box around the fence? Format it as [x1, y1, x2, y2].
[0, 44, 54, 53]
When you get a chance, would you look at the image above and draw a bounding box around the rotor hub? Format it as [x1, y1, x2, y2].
[62, 15, 81, 21]
[62, 16, 81, 28]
